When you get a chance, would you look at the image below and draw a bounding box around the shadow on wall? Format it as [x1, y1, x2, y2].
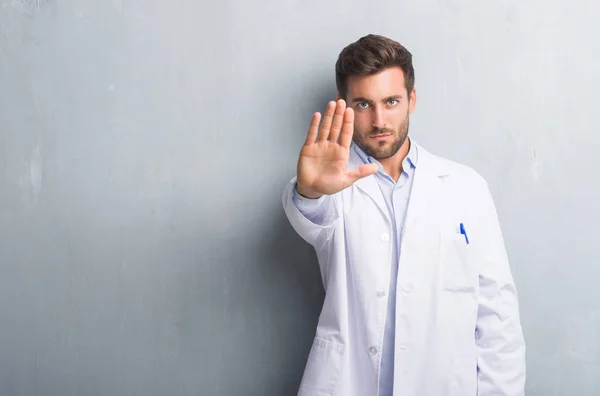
[258, 207, 325, 395]
[179, 75, 333, 395]
[249, 78, 337, 395]
[258, 81, 338, 394]
[170, 204, 325, 395]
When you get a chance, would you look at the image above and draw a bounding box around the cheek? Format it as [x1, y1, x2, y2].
[390, 106, 409, 124]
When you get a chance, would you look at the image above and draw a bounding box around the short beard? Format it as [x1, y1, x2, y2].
[353, 114, 409, 160]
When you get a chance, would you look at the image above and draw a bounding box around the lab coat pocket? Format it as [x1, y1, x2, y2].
[440, 230, 477, 292]
[451, 356, 477, 395]
[298, 337, 346, 396]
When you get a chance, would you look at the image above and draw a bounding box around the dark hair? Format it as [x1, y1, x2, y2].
[335, 34, 415, 99]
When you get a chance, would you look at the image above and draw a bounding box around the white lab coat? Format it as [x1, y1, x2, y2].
[282, 142, 526, 396]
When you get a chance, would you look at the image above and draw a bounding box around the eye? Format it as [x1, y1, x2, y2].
[387, 99, 398, 106]
[356, 102, 369, 109]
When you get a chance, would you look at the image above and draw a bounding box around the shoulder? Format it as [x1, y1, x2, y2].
[418, 144, 488, 187]
[416, 144, 493, 208]
[417, 145, 502, 226]
[441, 156, 487, 187]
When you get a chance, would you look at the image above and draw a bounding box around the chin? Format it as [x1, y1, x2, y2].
[354, 135, 404, 160]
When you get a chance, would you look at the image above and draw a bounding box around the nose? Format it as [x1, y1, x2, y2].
[372, 107, 386, 130]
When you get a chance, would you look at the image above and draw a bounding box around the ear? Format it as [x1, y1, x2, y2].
[336, 93, 342, 101]
[408, 88, 417, 114]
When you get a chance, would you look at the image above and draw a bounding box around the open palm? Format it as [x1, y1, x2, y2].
[296, 100, 378, 198]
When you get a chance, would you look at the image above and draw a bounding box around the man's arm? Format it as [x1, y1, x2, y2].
[281, 179, 339, 248]
[474, 182, 526, 395]
[281, 99, 377, 248]
[292, 182, 332, 225]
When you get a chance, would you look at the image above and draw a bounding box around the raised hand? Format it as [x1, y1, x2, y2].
[296, 99, 378, 198]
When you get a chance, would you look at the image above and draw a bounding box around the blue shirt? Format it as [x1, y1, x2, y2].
[293, 139, 418, 396]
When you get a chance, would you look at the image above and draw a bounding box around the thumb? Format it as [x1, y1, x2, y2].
[346, 163, 379, 184]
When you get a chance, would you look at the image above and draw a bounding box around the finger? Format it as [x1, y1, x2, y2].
[328, 99, 346, 143]
[339, 107, 355, 148]
[346, 163, 378, 183]
[318, 101, 336, 142]
[304, 112, 321, 145]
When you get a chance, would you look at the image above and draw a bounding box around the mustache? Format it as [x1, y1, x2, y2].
[369, 127, 395, 137]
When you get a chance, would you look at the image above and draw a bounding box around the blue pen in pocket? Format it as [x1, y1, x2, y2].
[460, 223, 469, 244]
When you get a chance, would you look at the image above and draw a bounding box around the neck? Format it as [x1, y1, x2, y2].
[378, 138, 411, 182]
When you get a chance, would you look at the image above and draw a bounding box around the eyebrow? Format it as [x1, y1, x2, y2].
[351, 95, 403, 104]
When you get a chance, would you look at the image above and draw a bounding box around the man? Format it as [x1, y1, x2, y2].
[281, 34, 526, 396]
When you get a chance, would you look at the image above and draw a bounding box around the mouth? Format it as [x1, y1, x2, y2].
[370, 134, 392, 141]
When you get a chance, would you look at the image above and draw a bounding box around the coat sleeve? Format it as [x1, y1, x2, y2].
[281, 177, 340, 249]
[474, 182, 526, 395]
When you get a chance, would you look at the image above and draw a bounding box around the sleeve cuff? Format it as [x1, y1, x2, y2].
[292, 183, 327, 213]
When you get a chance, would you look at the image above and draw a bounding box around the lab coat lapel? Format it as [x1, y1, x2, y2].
[348, 145, 391, 224]
[347, 142, 450, 225]
[403, 143, 450, 236]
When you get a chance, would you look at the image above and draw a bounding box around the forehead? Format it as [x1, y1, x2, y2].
[346, 66, 407, 99]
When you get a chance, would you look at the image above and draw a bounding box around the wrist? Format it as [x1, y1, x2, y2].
[296, 183, 323, 199]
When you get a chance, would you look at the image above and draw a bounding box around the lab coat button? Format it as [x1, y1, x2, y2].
[368, 346, 378, 355]
[380, 233, 390, 242]
[376, 289, 386, 298]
